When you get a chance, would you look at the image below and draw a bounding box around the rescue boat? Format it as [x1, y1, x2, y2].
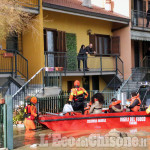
[38, 111, 150, 131]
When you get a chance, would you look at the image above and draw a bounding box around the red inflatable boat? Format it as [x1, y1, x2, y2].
[38, 111, 150, 131]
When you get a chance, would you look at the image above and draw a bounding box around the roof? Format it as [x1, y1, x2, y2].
[43, 0, 130, 24]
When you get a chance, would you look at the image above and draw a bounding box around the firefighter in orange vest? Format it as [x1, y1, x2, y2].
[69, 80, 88, 114]
[127, 92, 141, 112]
[24, 97, 38, 130]
[109, 98, 123, 113]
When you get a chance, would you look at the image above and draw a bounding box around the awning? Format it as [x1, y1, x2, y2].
[131, 30, 150, 41]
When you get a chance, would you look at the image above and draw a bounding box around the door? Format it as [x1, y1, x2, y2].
[46, 31, 55, 67]
[82, 76, 90, 101]
[92, 76, 99, 91]
[134, 41, 140, 67]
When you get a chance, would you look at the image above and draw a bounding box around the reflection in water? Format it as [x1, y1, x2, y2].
[14, 126, 150, 150]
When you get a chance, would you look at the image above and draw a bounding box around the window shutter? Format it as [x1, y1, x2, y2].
[89, 34, 96, 52]
[57, 31, 66, 67]
[111, 36, 120, 55]
[57, 31, 66, 52]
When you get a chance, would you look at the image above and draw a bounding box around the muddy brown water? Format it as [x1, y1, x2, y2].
[13, 125, 150, 150]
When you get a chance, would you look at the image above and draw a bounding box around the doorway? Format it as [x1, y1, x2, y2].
[82, 76, 90, 101]
[134, 41, 140, 67]
[92, 76, 99, 91]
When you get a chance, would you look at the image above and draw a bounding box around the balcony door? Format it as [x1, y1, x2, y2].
[47, 31, 55, 67]
[44, 29, 66, 68]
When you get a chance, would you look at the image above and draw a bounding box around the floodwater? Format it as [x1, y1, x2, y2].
[14, 125, 150, 150]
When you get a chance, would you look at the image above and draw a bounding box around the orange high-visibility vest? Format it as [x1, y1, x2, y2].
[109, 100, 121, 109]
[129, 95, 141, 112]
[69, 87, 88, 102]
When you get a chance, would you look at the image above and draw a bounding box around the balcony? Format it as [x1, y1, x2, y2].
[16, 0, 40, 14]
[44, 52, 124, 79]
[131, 10, 150, 31]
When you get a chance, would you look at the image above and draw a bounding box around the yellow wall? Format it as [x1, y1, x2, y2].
[43, 10, 114, 92]
[99, 77, 107, 91]
[62, 76, 83, 91]
[43, 10, 112, 53]
[62, 75, 107, 92]
[22, 0, 44, 78]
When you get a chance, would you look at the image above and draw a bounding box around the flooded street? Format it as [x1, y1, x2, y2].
[14, 125, 150, 150]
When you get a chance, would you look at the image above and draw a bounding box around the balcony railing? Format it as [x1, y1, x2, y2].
[44, 52, 124, 79]
[0, 49, 28, 80]
[131, 10, 150, 29]
[16, 0, 40, 14]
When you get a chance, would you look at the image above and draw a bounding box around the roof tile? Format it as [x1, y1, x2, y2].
[43, 0, 128, 19]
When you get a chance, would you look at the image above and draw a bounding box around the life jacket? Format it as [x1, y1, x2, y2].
[129, 94, 141, 112]
[109, 100, 121, 109]
[109, 100, 121, 113]
[24, 105, 31, 118]
[24, 104, 37, 120]
[72, 88, 85, 102]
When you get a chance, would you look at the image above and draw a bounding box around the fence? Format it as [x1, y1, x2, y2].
[38, 95, 68, 114]
[45, 52, 124, 78]
[0, 49, 28, 80]
[37, 90, 115, 114]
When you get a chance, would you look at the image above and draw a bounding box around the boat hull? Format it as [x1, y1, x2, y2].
[38, 111, 150, 131]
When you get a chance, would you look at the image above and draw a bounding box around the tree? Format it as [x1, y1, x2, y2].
[0, 0, 38, 41]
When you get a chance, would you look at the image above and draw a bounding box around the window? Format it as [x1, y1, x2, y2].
[89, 34, 120, 55]
[44, 28, 66, 67]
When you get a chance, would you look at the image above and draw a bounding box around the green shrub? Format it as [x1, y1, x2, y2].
[66, 33, 77, 71]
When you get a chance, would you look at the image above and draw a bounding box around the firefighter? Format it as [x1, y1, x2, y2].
[24, 97, 38, 130]
[69, 80, 88, 114]
[127, 92, 141, 112]
[109, 98, 123, 113]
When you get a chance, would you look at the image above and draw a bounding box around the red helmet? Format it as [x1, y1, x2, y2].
[74, 80, 80, 86]
[30, 97, 37, 104]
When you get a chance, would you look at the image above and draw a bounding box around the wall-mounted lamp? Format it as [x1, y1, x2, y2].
[87, 29, 92, 35]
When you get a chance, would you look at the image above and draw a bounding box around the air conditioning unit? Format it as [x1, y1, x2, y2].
[82, 0, 92, 8]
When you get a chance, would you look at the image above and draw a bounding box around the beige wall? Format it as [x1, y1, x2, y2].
[113, 26, 131, 79]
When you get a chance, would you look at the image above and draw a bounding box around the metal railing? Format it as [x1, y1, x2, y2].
[0, 49, 28, 80]
[60, 90, 115, 108]
[12, 68, 45, 109]
[38, 95, 68, 114]
[0, 104, 4, 148]
[12, 67, 62, 109]
[16, 0, 40, 12]
[44, 52, 124, 77]
[116, 56, 150, 99]
[102, 76, 122, 92]
[0, 104, 6, 148]
[131, 10, 150, 28]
